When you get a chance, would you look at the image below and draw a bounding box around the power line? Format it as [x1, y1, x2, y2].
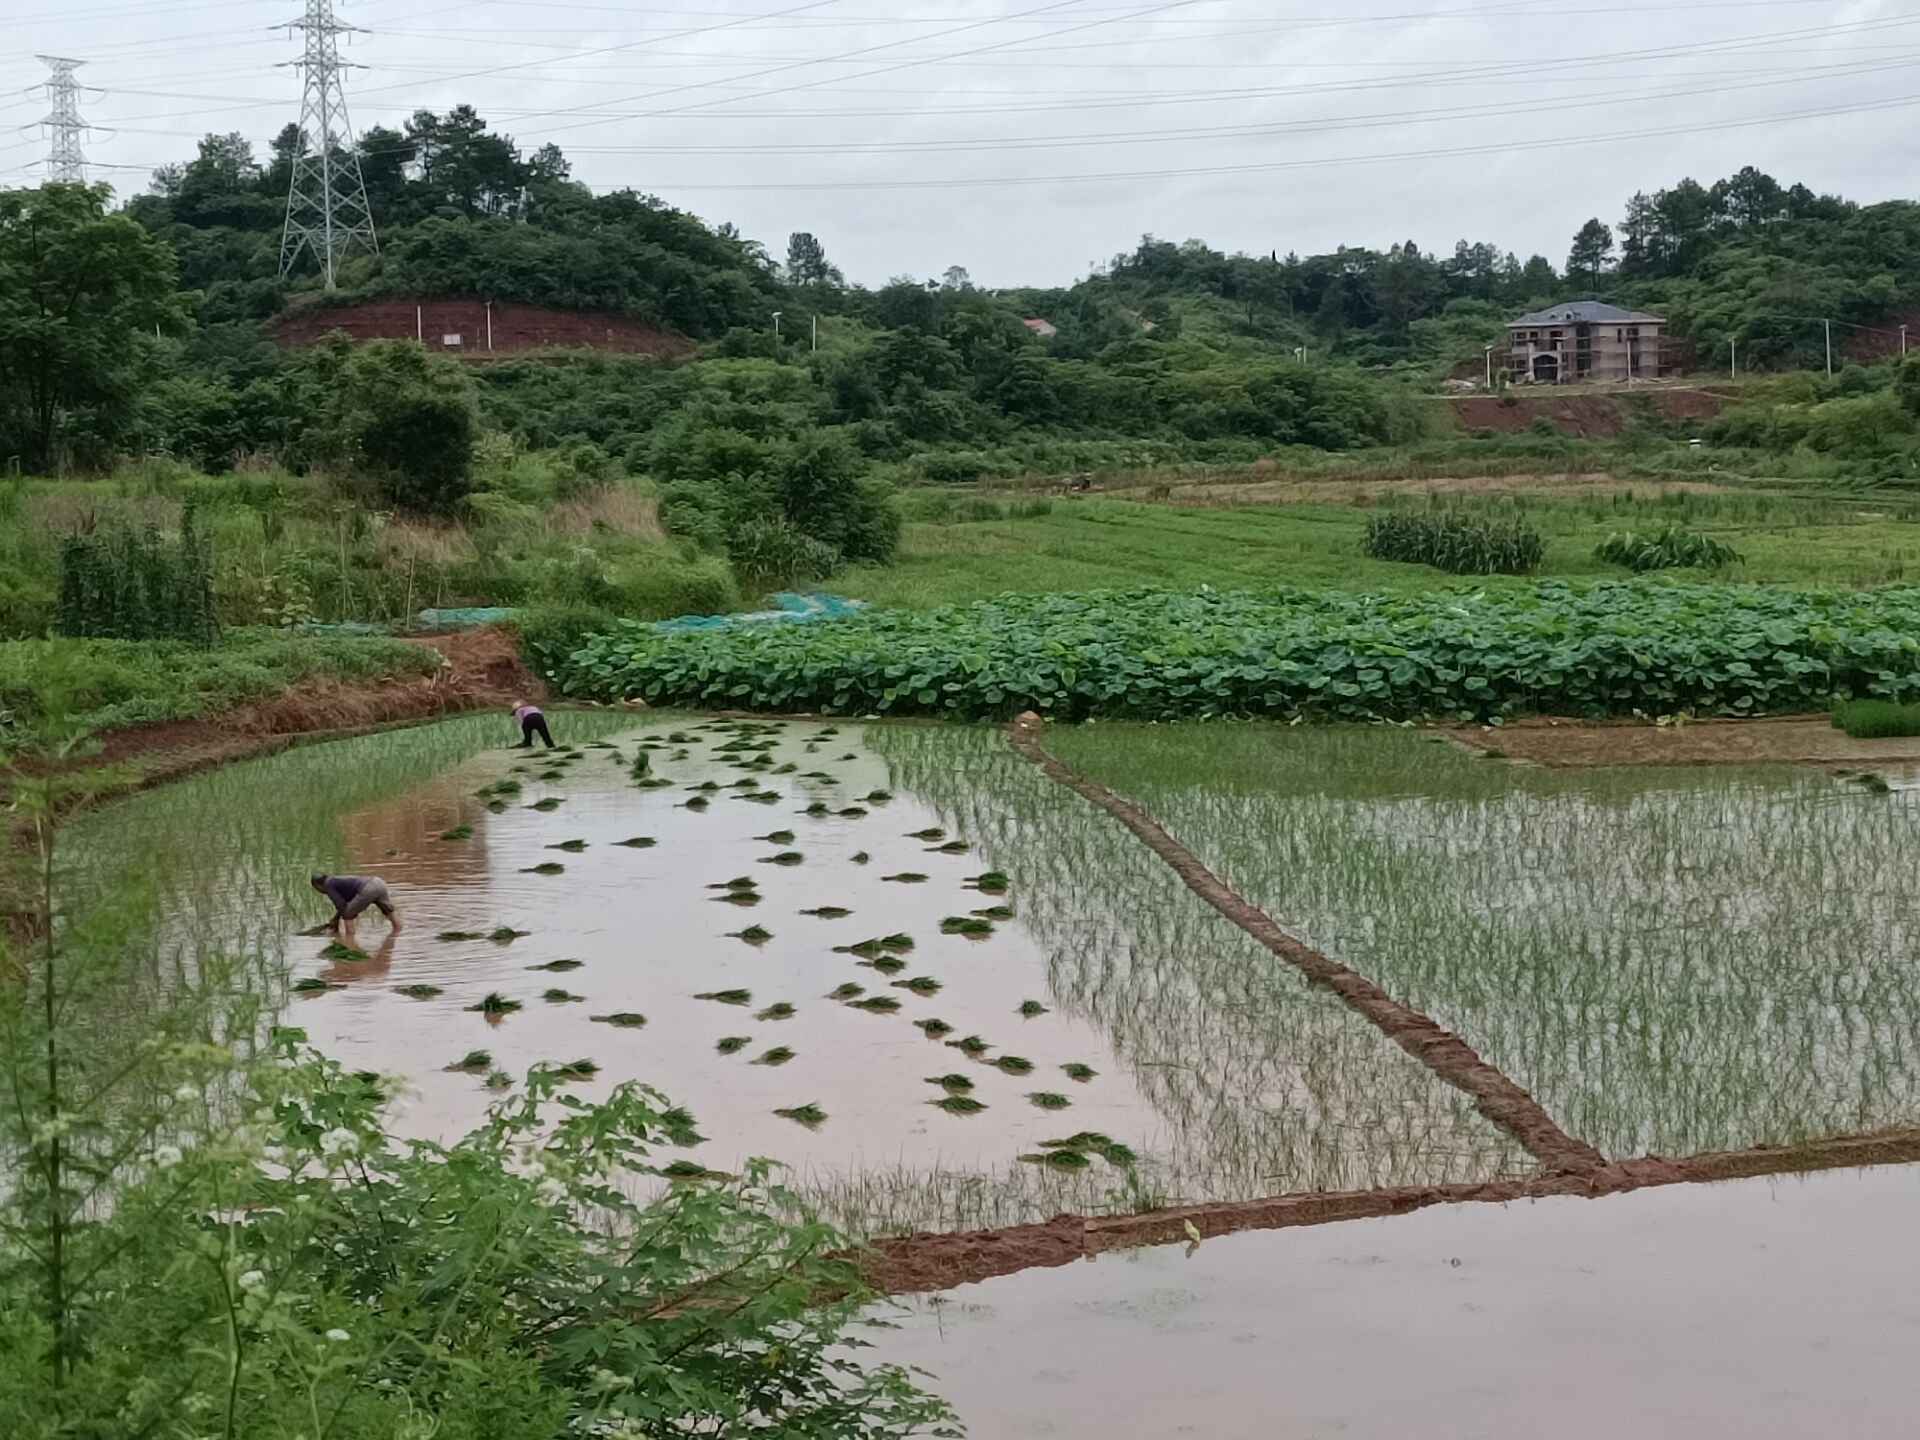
[37, 56, 89, 182]
[280, 0, 377, 288]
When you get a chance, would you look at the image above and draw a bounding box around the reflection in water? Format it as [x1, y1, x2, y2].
[1048, 723, 1920, 1159]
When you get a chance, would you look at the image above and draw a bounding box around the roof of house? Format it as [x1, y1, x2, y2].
[1509, 300, 1664, 327]
[1022, 317, 1058, 334]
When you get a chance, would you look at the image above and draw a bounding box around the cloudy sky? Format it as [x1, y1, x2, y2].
[0, 0, 1912, 285]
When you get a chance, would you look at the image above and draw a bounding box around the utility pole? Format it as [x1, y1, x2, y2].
[279, 0, 378, 290]
[1825, 318, 1834, 378]
[37, 57, 90, 183]
[811, 314, 818, 352]
[1484, 344, 1494, 390]
[1902, 324, 1910, 358]
[772, 311, 783, 341]
[1730, 338, 1737, 381]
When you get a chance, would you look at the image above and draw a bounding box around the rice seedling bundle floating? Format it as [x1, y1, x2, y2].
[591, 1012, 648, 1029]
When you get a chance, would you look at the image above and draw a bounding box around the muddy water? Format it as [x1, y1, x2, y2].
[869, 1164, 1920, 1439]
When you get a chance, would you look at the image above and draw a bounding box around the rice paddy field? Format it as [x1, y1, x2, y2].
[67, 710, 1920, 1233]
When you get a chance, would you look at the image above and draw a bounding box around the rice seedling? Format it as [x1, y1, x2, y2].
[667, 732, 693, 743]
[926, 1073, 975, 1094]
[773, 763, 798, 775]
[1062, 1062, 1097, 1082]
[529, 798, 564, 813]
[548, 839, 589, 853]
[660, 1160, 727, 1181]
[1857, 772, 1894, 794]
[1017, 1000, 1049, 1018]
[695, 989, 753, 1006]
[883, 873, 929, 884]
[590, 1011, 648, 1029]
[683, 797, 710, 812]
[774, 1103, 827, 1129]
[864, 790, 893, 803]
[710, 876, 758, 891]
[837, 753, 857, 762]
[850, 996, 902, 1014]
[715, 1036, 751, 1054]
[629, 752, 651, 779]
[689, 781, 722, 793]
[932, 1095, 986, 1116]
[916, 1018, 955, 1039]
[537, 768, 567, 782]
[802, 802, 831, 817]
[909, 828, 946, 842]
[485, 1070, 513, 1092]
[948, 1034, 990, 1057]
[742, 791, 782, 806]
[395, 984, 443, 1000]
[1018, 1148, 1089, 1171]
[863, 956, 907, 976]
[941, 916, 993, 937]
[835, 938, 884, 958]
[893, 976, 942, 996]
[439, 825, 473, 841]
[478, 780, 521, 798]
[467, 993, 523, 1016]
[437, 929, 485, 942]
[966, 871, 1010, 894]
[488, 927, 530, 944]
[1040, 1133, 1137, 1167]
[616, 837, 657, 848]
[727, 925, 774, 946]
[880, 933, 916, 952]
[755, 1002, 796, 1021]
[445, 1050, 492, 1074]
[713, 891, 762, 907]
[992, 1055, 1035, 1076]
[759, 851, 805, 866]
[528, 959, 583, 972]
[1028, 1092, 1071, 1111]
[485, 799, 509, 813]
[754, 1047, 797, 1067]
[828, 983, 865, 1001]
[972, 905, 1016, 920]
[636, 778, 674, 790]
[588, 740, 617, 749]
[851, 851, 871, 864]
[292, 977, 339, 993]
[728, 778, 760, 790]
[521, 862, 566, 876]
[541, 989, 583, 1003]
[319, 941, 368, 963]
[758, 830, 798, 844]
[298, 924, 333, 937]
[801, 906, 852, 919]
[553, 1059, 600, 1082]
[836, 807, 869, 819]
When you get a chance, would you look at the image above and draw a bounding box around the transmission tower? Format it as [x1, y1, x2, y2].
[38, 56, 90, 183]
[279, 0, 377, 289]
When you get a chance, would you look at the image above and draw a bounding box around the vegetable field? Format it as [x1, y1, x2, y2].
[549, 582, 1920, 723]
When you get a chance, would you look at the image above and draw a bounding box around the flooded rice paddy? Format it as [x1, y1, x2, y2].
[866, 1162, 1920, 1440]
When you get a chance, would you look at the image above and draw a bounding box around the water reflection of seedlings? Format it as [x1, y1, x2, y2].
[529, 798, 564, 813]
[755, 1002, 796, 1021]
[446, 1050, 492, 1074]
[759, 852, 804, 866]
[774, 1103, 826, 1129]
[1018, 1000, 1049, 1018]
[528, 959, 583, 973]
[522, 862, 566, 876]
[992, 1055, 1034, 1076]
[553, 1059, 600, 1082]
[1028, 1092, 1071, 1111]
[949, 1035, 990, 1057]
[320, 941, 369, 962]
[801, 906, 852, 919]
[716, 1036, 751, 1055]
[396, 984, 443, 999]
[850, 996, 902, 1014]
[916, 1018, 955, 1039]
[439, 826, 473, 841]
[932, 1095, 986, 1116]
[592, 1012, 648, 1028]
[695, 989, 753, 1006]
[758, 830, 797, 844]
[966, 871, 1010, 894]
[1062, 1062, 1098, 1082]
[467, 993, 523, 1016]
[755, 1047, 797, 1067]
[883, 873, 929, 884]
[548, 839, 589, 853]
[728, 925, 774, 946]
[713, 890, 761, 908]
[941, 917, 993, 937]
[828, 983, 865, 1001]
[542, 989, 584, 1003]
[616, 837, 657, 848]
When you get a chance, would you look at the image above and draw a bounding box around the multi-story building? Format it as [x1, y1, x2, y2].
[1505, 301, 1668, 384]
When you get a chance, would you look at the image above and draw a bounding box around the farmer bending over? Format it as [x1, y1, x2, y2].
[513, 700, 554, 749]
[311, 874, 402, 944]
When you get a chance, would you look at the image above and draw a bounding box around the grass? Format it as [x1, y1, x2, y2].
[1832, 699, 1920, 738]
[759, 851, 805, 866]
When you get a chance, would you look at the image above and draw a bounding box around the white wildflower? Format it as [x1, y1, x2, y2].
[238, 1270, 266, 1293]
[153, 1145, 183, 1169]
[324, 1328, 351, 1343]
[318, 1128, 358, 1158]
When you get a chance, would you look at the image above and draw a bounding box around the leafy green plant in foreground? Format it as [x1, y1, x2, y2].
[551, 581, 1920, 724]
[1595, 524, 1742, 573]
[1364, 511, 1544, 576]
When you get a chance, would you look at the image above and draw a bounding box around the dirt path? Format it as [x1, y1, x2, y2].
[1006, 712, 1605, 1177]
[1448, 714, 1920, 769]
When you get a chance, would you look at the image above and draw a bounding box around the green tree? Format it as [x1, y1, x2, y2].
[786, 231, 840, 288]
[1566, 218, 1614, 290]
[340, 341, 479, 512]
[0, 184, 189, 473]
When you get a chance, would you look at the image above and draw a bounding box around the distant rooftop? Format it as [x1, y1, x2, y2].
[1509, 300, 1664, 327]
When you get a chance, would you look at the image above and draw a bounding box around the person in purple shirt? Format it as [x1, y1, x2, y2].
[512, 700, 554, 749]
[311, 874, 402, 945]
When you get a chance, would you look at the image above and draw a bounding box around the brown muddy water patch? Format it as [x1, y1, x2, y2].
[868, 1162, 1920, 1439]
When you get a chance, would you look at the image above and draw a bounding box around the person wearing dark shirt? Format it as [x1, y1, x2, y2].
[311, 874, 401, 945]
[512, 701, 554, 749]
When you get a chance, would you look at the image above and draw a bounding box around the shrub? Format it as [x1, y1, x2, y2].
[1832, 699, 1920, 738]
[1595, 524, 1742, 573]
[342, 342, 479, 513]
[513, 604, 618, 682]
[56, 505, 220, 644]
[1364, 511, 1543, 575]
[728, 517, 843, 589]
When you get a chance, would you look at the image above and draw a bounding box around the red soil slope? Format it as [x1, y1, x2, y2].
[273, 300, 691, 358]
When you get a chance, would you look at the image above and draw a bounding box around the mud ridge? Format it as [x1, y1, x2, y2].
[1005, 712, 1604, 1176]
[858, 1126, 1920, 1295]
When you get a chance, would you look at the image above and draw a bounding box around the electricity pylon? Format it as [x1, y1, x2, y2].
[38, 56, 89, 183]
[279, 0, 377, 289]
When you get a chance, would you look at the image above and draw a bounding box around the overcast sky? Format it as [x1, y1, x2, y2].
[0, 0, 1913, 286]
